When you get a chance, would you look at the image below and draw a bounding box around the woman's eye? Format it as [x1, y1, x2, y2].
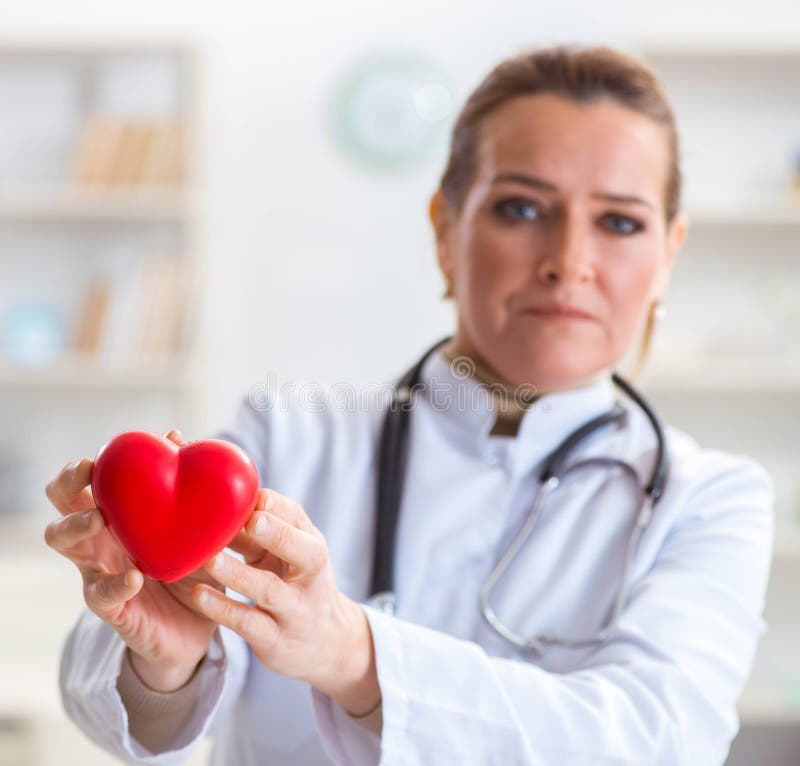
[602, 213, 644, 235]
[493, 198, 540, 222]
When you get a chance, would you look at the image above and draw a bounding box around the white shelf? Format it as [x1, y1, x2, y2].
[772, 520, 800, 563]
[640, 356, 800, 393]
[0, 353, 190, 390]
[0, 186, 192, 221]
[636, 39, 800, 240]
[0, 37, 199, 56]
[639, 39, 800, 60]
[0, 531, 214, 765]
[0, 38, 204, 429]
[739, 687, 800, 725]
[686, 198, 800, 227]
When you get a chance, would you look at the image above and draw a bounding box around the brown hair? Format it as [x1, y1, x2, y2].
[438, 44, 682, 223]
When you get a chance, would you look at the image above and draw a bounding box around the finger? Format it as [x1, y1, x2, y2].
[164, 428, 183, 446]
[223, 489, 275, 561]
[261, 489, 319, 536]
[204, 551, 290, 612]
[44, 507, 105, 555]
[246, 511, 329, 577]
[227, 528, 270, 563]
[84, 568, 144, 621]
[225, 489, 273, 562]
[193, 583, 278, 646]
[45, 458, 95, 516]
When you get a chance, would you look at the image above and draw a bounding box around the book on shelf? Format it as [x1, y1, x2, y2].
[134, 255, 186, 356]
[73, 278, 112, 353]
[69, 116, 186, 189]
[70, 255, 186, 366]
[69, 116, 125, 187]
[109, 123, 155, 186]
[140, 121, 186, 187]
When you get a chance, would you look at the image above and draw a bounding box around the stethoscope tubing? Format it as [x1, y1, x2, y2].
[369, 336, 670, 651]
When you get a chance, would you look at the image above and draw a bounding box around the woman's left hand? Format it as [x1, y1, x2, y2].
[191, 488, 380, 716]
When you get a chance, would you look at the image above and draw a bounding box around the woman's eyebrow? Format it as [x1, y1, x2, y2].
[596, 191, 655, 210]
[491, 172, 655, 210]
[492, 172, 558, 192]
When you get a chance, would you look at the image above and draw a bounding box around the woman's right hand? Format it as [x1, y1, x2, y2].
[44, 429, 240, 692]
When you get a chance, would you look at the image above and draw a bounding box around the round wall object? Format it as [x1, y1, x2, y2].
[2, 302, 66, 368]
[328, 48, 456, 172]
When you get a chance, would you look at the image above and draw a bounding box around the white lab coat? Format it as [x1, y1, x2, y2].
[58, 346, 775, 765]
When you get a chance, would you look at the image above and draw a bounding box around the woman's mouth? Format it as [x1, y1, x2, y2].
[520, 303, 597, 322]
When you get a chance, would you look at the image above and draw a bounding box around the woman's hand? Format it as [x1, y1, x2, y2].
[191, 489, 381, 716]
[43, 429, 235, 692]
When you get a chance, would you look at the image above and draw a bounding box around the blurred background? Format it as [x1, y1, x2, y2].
[0, 1, 799, 764]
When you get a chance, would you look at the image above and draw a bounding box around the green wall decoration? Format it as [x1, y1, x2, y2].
[327, 47, 456, 173]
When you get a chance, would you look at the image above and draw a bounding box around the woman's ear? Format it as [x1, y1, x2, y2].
[652, 210, 688, 298]
[666, 210, 688, 267]
[429, 189, 455, 288]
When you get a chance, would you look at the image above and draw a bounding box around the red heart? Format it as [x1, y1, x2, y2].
[91, 431, 259, 583]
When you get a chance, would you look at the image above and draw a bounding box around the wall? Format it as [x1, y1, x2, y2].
[3, 0, 799, 436]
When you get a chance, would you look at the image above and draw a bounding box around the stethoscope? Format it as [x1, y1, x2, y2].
[368, 335, 670, 654]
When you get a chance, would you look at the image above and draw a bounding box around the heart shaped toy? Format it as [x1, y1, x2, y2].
[91, 430, 259, 582]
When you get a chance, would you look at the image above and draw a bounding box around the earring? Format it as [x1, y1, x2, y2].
[442, 279, 454, 300]
[629, 299, 666, 380]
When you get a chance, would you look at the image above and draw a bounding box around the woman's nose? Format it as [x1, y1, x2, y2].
[536, 214, 595, 285]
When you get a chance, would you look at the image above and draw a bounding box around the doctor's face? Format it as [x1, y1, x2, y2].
[430, 92, 687, 391]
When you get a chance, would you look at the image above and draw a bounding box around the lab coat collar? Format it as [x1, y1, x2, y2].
[420, 347, 618, 456]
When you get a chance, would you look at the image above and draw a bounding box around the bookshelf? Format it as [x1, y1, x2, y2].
[0, 353, 189, 390]
[0, 186, 190, 221]
[632, 40, 800, 523]
[629, 41, 800, 736]
[0, 40, 205, 517]
[0, 39, 207, 766]
[0, 514, 211, 766]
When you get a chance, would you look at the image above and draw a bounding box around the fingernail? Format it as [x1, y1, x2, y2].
[254, 514, 268, 535]
[81, 509, 94, 525]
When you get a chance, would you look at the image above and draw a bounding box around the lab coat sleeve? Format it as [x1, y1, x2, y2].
[59, 608, 249, 763]
[311, 455, 774, 766]
[59, 608, 249, 764]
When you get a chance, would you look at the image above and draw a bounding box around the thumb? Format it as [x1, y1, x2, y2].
[86, 568, 145, 621]
[164, 428, 184, 446]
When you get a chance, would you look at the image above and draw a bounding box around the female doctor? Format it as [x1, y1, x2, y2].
[45, 45, 774, 765]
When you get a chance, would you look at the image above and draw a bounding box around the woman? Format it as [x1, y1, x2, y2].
[45, 45, 774, 765]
